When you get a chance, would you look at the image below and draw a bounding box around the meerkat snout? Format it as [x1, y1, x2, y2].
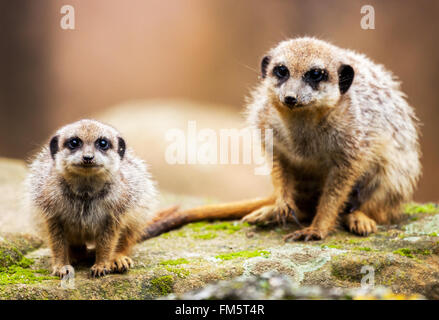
[284, 96, 298, 107]
[82, 155, 94, 164]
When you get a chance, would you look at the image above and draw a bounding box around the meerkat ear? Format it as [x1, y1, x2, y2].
[117, 137, 126, 159]
[49, 136, 59, 160]
[261, 56, 271, 78]
[338, 64, 355, 94]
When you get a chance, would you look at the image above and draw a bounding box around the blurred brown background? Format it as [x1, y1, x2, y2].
[0, 0, 438, 202]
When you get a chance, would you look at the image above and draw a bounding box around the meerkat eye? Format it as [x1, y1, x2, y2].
[304, 68, 327, 83]
[66, 138, 82, 150]
[273, 65, 290, 80]
[96, 138, 110, 151]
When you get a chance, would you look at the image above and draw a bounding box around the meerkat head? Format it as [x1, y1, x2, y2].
[48, 119, 126, 180]
[260, 37, 355, 110]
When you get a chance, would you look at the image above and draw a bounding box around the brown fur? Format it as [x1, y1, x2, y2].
[147, 38, 421, 241]
[27, 119, 160, 277]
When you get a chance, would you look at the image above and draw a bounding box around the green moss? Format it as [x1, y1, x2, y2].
[193, 232, 217, 240]
[419, 249, 432, 256]
[164, 266, 190, 278]
[159, 232, 171, 239]
[392, 248, 431, 259]
[321, 244, 343, 249]
[205, 222, 246, 233]
[0, 238, 55, 286]
[159, 230, 187, 239]
[0, 236, 44, 270]
[16, 257, 34, 268]
[150, 275, 174, 296]
[181, 221, 251, 240]
[393, 248, 414, 258]
[354, 247, 372, 252]
[347, 239, 365, 245]
[215, 250, 270, 261]
[187, 221, 209, 231]
[159, 258, 189, 266]
[0, 261, 55, 285]
[174, 230, 188, 238]
[320, 236, 370, 249]
[0, 247, 22, 268]
[188, 221, 248, 235]
[176, 230, 187, 237]
[403, 203, 438, 215]
[428, 232, 438, 237]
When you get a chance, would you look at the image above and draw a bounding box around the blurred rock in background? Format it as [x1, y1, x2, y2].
[0, 0, 438, 201]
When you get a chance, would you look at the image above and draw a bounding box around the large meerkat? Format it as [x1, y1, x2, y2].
[28, 119, 173, 277]
[157, 37, 421, 241]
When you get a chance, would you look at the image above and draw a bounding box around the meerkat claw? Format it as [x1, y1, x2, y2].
[112, 255, 134, 273]
[52, 264, 74, 278]
[284, 227, 324, 242]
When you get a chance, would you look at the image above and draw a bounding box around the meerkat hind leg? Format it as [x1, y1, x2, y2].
[343, 210, 377, 236]
[242, 205, 279, 225]
[243, 201, 305, 227]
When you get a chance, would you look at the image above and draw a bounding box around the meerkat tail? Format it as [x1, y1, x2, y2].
[141, 196, 275, 241]
[176, 195, 276, 221]
[142, 206, 182, 240]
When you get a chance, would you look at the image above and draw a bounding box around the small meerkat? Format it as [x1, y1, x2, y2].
[155, 37, 421, 241]
[27, 119, 162, 277]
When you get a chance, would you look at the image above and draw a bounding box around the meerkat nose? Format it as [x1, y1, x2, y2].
[83, 155, 94, 163]
[284, 96, 297, 107]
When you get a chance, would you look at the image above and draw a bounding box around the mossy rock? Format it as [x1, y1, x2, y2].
[1, 158, 439, 299]
[0, 234, 43, 268]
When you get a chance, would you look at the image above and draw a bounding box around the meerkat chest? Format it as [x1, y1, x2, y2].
[274, 118, 339, 163]
[58, 197, 114, 237]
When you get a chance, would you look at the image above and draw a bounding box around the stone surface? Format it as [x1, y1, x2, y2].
[166, 272, 424, 300]
[0, 157, 35, 234]
[0, 158, 438, 300]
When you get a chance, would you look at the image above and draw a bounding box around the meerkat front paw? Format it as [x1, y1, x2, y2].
[111, 255, 133, 273]
[90, 262, 113, 278]
[52, 264, 74, 278]
[283, 227, 326, 242]
[344, 211, 377, 236]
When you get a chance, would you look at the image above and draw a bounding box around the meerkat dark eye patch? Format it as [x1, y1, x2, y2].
[49, 136, 59, 160]
[303, 68, 328, 90]
[95, 138, 111, 151]
[64, 137, 82, 151]
[117, 137, 126, 159]
[338, 64, 355, 94]
[261, 56, 271, 79]
[272, 65, 290, 83]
